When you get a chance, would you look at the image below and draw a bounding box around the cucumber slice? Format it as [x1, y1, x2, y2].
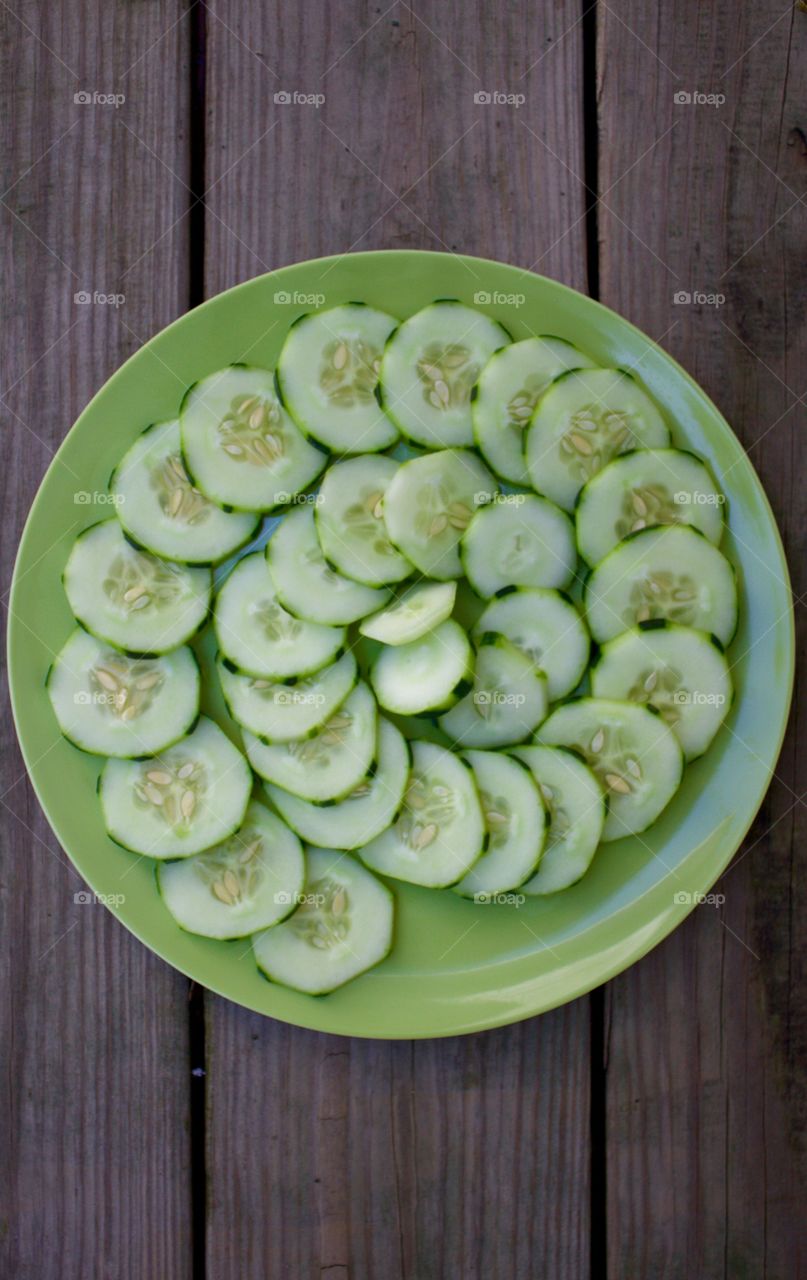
[157, 802, 305, 939]
[535, 697, 684, 841]
[266, 718, 410, 849]
[512, 745, 606, 894]
[454, 750, 546, 898]
[217, 649, 357, 742]
[315, 455, 412, 586]
[461, 493, 576, 596]
[63, 520, 211, 655]
[526, 369, 671, 510]
[359, 740, 485, 887]
[110, 419, 259, 564]
[472, 588, 590, 702]
[360, 581, 456, 645]
[100, 717, 252, 858]
[380, 301, 510, 447]
[584, 525, 738, 646]
[370, 619, 471, 715]
[590, 622, 733, 760]
[438, 634, 549, 748]
[214, 552, 345, 679]
[382, 449, 496, 579]
[253, 847, 394, 994]
[575, 447, 725, 566]
[243, 682, 377, 802]
[47, 628, 200, 758]
[180, 366, 325, 511]
[266, 504, 390, 624]
[472, 336, 598, 483]
[276, 303, 399, 452]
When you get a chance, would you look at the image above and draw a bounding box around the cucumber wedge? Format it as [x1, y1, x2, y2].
[111, 419, 259, 564]
[473, 336, 598, 483]
[454, 750, 546, 898]
[100, 717, 252, 858]
[590, 622, 733, 760]
[63, 520, 211, 655]
[359, 740, 486, 887]
[535, 697, 684, 841]
[276, 303, 399, 452]
[157, 802, 305, 939]
[214, 552, 345, 679]
[47, 628, 200, 758]
[266, 718, 410, 849]
[584, 525, 738, 646]
[526, 369, 670, 510]
[512, 745, 606, 893]
[380, 301, 510, 447]
[243, 682, 377, 802]
[180, 365, 326, 511]
[253, 847, 394, 994]
[266, 504, 390, 624]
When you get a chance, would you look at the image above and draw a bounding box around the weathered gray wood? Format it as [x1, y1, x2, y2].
[203, 3, 592, 1277]
[598, 3, 807, 1276]
[0, 4, 193, 1277]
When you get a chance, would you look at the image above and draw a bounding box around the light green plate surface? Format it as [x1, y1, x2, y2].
[8, 252, 794, 1039]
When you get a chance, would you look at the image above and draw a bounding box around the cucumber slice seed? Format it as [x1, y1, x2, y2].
[63, 519, 211, 655]
[472, 336, 598, 484]
[47, 628, 200, 758]
[157, 802, 305, 939]
[111, 419, 259, 564]
[253, 847, 394, 994]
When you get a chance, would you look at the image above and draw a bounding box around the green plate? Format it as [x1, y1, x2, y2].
[8, 252, 794, 1039]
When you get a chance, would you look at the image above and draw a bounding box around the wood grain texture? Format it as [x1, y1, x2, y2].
[597, 3, 807, 1277]
[0, 4, 194, 1277]
[202, 3, 593, 1277]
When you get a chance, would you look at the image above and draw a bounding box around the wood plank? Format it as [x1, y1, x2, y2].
[203, 3, 592, 1277]
[0, 4, 194, 1277]
[597, 3, 807, 1276]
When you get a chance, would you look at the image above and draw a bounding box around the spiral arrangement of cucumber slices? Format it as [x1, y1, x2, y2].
[50, 297, 738, 996]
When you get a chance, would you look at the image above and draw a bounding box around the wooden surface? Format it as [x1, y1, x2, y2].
[1, 2, 804, 1277]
